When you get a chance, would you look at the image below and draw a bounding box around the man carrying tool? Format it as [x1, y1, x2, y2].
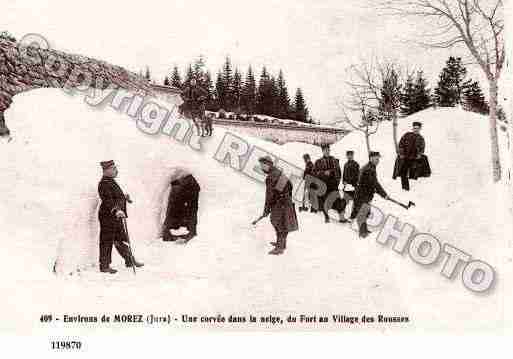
[253, 156, 298, 255]
[350, 152, 390, 238]
[98, 160, 144, 274]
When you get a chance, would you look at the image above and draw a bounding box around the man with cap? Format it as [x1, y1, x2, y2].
[98, 160, 143, 274]
[162, 167, 201, 242]
[301, 153, 316, 212]
[339, 150, 360, 223]
[396, 121, 425, 191]
[257, 156, 298, 255]
[313, 144, 344, 223]
[350, 152, 389, 238]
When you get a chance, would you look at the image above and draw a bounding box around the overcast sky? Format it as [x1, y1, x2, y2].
[5, 0, 485, 122]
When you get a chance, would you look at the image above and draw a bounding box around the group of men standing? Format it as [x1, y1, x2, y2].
[301, 146, 389, 238]
[96, 122, 428, 268]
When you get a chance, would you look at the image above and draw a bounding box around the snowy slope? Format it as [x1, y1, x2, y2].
[0, 90, 508, 333]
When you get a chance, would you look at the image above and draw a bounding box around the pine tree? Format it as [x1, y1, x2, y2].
[400, 74, 416, 116]
[144, 66, 151, 82]
[413, 71, 431, 112]
[463, 80, 489, 114]
[276, 70, 291, 119]
[293, 88, 308, 122]
[232, 68, 243, 113]
[215, 71, 226, 110]
[400, 71, 431, 116]
[170, 66, 182, 89]
[204, 70, 216, 111]
[193, 56, 206, 82]
[269, 76, 279, 117]
[257, 66, 270, 114]
[241, 66, 257, 115]
[222, 57, 234, 111]
[183, 64, 194, 88]
[434, 56, 467, 107]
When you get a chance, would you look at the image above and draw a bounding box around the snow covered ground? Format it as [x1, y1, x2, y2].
[0, 89, 509, 333]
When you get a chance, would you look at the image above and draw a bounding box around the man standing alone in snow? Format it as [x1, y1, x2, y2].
[350, 152, 389, 238]
[98, 161, 143, 274]
[396, 121, 425, 191]
[339, 150, 360, 223]
[256, 156, 298, 255]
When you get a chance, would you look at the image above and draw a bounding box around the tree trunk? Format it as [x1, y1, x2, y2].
[365, 127, 371, 157]
[488, 80, 502, 182]
[392, 115, 399, 155]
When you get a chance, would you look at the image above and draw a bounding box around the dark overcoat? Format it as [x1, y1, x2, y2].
[313, 155, 342, 191]
[392, 154, 432, 180]
[398, 132, 425, 159]
[354, 162, 388, 204]
[264, 167, 299, 233]
[98, 176, 128, 240]
[342, 159, 360, 188]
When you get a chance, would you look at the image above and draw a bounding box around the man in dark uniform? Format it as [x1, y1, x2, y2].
[257, 156, 298, 255]
[350, 152, 389, 238]
[397, 121, 425, 190]
[162, 168, 201, 242]
[300, 153, 315, 212]
[180, 78, 209, 137]
[339, 150, 360, 223]
[313, 144, 344, 223]
[98, 161, 143, 274]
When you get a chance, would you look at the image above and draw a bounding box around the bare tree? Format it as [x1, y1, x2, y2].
[344, 60, 405, 154]
[378, 0, 505, 181]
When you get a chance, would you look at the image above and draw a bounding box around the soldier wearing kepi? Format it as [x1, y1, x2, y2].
[257, 156, 298, 255]
[313, 144, 344, 223]
[397, 121, 425, 191]
[339, 150, 360, 223]
[98, 161, 143, 274]
[350, 152, 389, 238]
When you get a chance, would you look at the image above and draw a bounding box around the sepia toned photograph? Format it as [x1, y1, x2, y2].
[0, 0, 512, 351]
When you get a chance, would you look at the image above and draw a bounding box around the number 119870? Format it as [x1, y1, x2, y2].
[51, 341, 82, 350]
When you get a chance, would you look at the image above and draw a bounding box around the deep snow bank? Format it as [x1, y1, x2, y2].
[0, 91, 508, 331]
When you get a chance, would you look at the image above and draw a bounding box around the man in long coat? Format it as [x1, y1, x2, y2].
[258, 156, 298, 255]
[98, 160, 143, 274]
[313, 144, 344, 223]
[350, 152, 389, 238]
[339, 150, 360, 222]
[162, 168, 201, 242]
[395, 121, 426, 190]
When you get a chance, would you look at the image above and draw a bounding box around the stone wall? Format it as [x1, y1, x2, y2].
[0, 38, 159, 135]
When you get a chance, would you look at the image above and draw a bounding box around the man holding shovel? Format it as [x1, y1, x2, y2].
[252, 156, 298, 255]
[98, 160, 144, 274]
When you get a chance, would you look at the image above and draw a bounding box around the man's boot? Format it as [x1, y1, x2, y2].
[359, 222, 371, 238]
[125, 259, 144, 268]
[100, 266, 117, 274]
